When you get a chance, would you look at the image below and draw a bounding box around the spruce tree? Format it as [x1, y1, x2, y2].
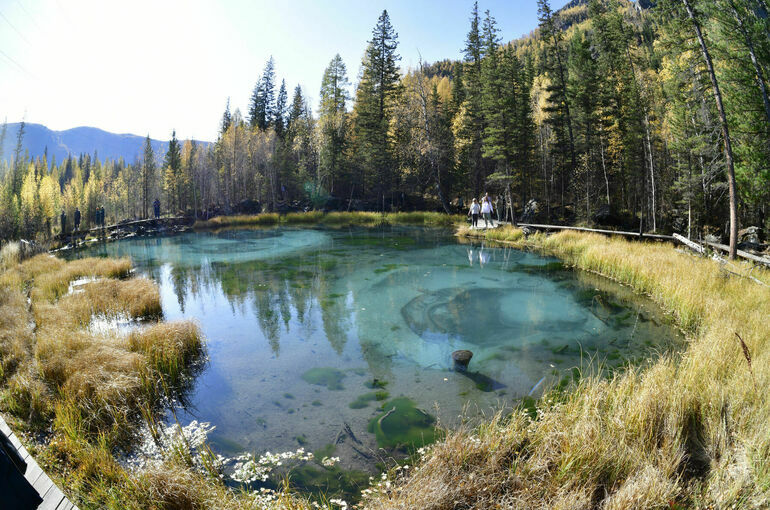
[352, 10, 401, 204]
[141, 135, 155, 218]
[220, 98, 232, 136]
[460, 2, 486, 196]
[538, 0, 576, 215]
[275, 79, 288, 137]
[164, 130, 182, 213]
[319, 54, 351, 195]
[249, 57, 276, 130]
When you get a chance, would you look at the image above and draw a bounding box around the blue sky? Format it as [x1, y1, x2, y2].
[0, 0, 569, 142]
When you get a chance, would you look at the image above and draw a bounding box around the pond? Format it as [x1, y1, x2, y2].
[73, 225, 681, 495]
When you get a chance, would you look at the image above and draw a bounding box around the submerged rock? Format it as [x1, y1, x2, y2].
[451, 350, 473, 371]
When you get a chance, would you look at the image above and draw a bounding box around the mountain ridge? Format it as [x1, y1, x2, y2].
[0, 123, 210, 165]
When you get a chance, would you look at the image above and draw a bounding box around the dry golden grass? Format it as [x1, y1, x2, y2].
[127, 321, 205, 389]
[194, 212, 280, 229]
[0, 240, 20, 270]
[193, 210, 463, 230]
[367, 229, 770, 509]
[0, 250, 334, 509]
[25, 254, 132, 303]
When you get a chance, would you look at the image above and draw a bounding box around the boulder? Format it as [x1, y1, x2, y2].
[739, 226, 762, 244]
[451, 350, 473, 371]
[519, 199, 539, 223]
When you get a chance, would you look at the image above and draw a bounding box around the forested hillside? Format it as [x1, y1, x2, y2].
[1, 0, 767, 253]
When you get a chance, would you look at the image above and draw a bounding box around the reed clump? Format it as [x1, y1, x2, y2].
[367, 228, 770, 508]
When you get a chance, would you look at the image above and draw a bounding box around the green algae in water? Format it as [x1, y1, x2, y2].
[374, 263, 406, 274]
[364, 378, 388, 389]
[313, 443, 337, 459]
[301, 367, 346, 390]
[367, 397, 439, 449]
[349, 391, 390, 409]
[289, 464, 370, 502]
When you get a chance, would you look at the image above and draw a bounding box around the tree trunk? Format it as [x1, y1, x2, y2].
[644, 114, 656, 232]
[683, 0, 739, 259]
[599, 133, 610, 207]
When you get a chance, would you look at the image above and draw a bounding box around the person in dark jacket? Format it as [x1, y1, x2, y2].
[100, 206, 106, 227]
[153, 198, 160, 219]
[60, 210, 67, 236]
[73, 208, 81, 231]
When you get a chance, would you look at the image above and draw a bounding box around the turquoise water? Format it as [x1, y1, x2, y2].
[73, 226, 680, 477]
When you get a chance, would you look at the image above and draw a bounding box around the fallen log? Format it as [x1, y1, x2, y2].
[701, 240, 770, 267]
[673, 233, 705, 255]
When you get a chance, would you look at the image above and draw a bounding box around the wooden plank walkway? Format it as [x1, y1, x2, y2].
[0, 414, 78, 510]
[517, 222, 676, 241]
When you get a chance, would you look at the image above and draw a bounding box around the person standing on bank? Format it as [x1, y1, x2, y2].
[481, 195, 493, 228]
[60, 210, 67, 237]
[153, 198, 161, 219]
[74, 207, 81, 231]
[468, 198, 480, 228]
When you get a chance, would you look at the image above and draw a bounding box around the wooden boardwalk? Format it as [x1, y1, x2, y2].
[0, 414, 77, 510]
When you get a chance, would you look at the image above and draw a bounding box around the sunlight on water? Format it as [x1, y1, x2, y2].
[75, 226, 681, 477]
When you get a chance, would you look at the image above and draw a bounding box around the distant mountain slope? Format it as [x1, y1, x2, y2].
[0, 123, 209, 164]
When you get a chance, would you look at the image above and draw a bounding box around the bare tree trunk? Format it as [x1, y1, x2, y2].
[644, 114, 656, 232]
[599, 133, 610, 207]
[683, 0, 739, 259]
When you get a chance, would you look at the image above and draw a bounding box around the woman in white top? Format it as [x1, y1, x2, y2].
[468, 198, 480, 227]
[480, 196, 494, 228]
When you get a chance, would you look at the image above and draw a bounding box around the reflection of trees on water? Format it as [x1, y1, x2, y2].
[159, 251, 355, 357]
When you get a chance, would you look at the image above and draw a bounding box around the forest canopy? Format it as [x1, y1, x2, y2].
[0, 0, 768, 251]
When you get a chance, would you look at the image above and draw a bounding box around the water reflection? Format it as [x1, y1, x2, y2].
[73, 226, 681, 476]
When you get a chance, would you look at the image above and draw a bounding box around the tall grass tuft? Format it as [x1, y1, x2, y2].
[128, 321, 205, 388]
[0, 241, 20, 271]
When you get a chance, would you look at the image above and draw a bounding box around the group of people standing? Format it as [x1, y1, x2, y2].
[59, 205, 106, 237]
[467, 193, 496, 229]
